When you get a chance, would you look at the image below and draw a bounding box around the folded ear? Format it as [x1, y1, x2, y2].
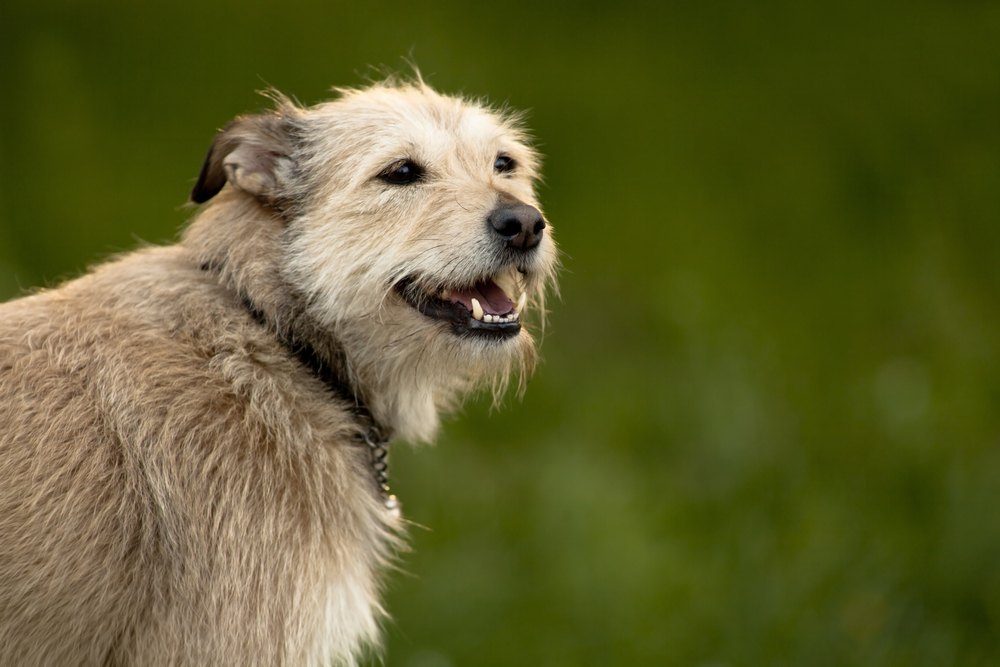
[191, 113, 297, 205]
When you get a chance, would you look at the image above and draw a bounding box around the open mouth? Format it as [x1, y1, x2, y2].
[395, 271, 526, 340]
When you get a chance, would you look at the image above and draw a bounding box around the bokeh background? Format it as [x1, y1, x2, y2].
[2, 2, 999, 665]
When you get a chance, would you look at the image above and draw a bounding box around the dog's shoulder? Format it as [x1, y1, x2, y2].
[0, 243, 396, 664]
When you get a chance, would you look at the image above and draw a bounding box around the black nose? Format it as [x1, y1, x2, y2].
[488, 203, 546, 251]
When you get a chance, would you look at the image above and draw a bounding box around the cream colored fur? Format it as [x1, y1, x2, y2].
[0, 80, 557, 666]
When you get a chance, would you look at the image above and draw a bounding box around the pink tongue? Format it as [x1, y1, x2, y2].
[449, 279, 514, 315]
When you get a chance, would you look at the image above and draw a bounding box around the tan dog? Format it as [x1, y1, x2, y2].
[0, 79, 557, 666]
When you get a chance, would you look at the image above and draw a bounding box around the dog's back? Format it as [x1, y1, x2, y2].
[0, 249, 188, 663]
[0, 260, 154, 664]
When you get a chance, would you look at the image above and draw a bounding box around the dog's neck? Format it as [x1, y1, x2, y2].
[230, 288, 399, 511]
[182, 193, 384, 431]
[182, 192, 454, 443]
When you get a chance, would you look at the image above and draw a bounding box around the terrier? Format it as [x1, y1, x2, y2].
[0, 79, 557, 666]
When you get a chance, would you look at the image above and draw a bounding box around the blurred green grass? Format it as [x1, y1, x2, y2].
[2, 1, 999, 665]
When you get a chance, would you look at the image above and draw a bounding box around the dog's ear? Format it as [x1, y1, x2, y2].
[191, 113, 297, 204]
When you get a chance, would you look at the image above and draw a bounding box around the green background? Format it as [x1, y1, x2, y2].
[2, 2, 999, 665]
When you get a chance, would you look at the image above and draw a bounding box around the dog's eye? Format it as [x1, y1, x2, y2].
[494, 154, 516, 174]
[379, 160, 424, 185]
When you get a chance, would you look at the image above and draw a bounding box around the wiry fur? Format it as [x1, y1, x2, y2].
[0, 80, 557, 665]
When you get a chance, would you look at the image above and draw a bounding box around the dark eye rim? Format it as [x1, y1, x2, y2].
[377, 159, 425, 185]
[494, 154, 517, 174]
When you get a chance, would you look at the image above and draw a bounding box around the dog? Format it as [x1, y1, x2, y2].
[0, 78, 558, 666]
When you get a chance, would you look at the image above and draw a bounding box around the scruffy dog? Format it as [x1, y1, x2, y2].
[0, 79, 557, 665]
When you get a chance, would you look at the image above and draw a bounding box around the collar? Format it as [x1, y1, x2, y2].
[240, 295, 400, 516]
[200, 263, 399, 515]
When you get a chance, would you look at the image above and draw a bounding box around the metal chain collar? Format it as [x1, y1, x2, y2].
[211, 270, 403, 519]
[361, 428, 400, 518]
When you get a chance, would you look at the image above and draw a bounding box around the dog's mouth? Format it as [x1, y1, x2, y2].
[395, 270, 526, 340]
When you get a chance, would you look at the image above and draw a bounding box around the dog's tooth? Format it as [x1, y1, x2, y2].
[471, 298, 484, 321]
[516, 292, 527, 314]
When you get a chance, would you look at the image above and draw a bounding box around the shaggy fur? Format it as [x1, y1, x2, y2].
[0, 79, 557, 665]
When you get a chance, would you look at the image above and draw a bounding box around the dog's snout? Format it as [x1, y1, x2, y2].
[488, 203, 546, 251]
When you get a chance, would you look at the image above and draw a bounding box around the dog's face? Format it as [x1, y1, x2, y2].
[290, 84, 558, 340]
[191, 82, 558, 440]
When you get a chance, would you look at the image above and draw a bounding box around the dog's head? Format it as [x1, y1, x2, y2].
[191, 80, 558, 440]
